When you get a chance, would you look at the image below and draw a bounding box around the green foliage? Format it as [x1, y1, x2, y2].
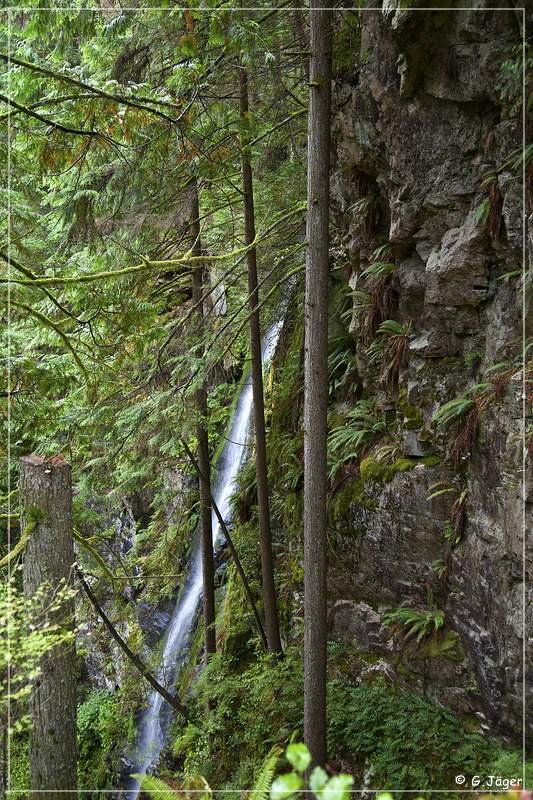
[327, 680, 496, 793]
[134, 773, 212, 800]
[271, 743, 353, 800]
[133, 774, 182, 800]
[359, 455, 416, 484]
[328, 401, 386, 479]
[78, 689, 133, 788]
[432, 397, 475, 429]
[178, 647, 304, 789]
[360, 261, 396, 281]
[8, 733, 30, 791]
[366, 320, 411, 392]
[0, 575, 75, 731]
[251, 745, 283, 800]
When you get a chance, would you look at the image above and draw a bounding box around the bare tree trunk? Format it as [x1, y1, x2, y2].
[239, 64, 282, 655]
[20, 455, 77, 799]
[77, 569, 188, 718]
[181, 437, 269, 651]
[303, 4, 332, 768]
[190, 181, 216, 658]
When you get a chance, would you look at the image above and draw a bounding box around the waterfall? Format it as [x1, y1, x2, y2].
[125, 318, 284, 798]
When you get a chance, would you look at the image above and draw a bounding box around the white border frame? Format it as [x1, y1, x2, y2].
[3, 4, 528, 795]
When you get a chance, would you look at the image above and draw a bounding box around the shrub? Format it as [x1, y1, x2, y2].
[178, 647, 304, 789]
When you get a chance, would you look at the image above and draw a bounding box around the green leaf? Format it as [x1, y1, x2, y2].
[270, 773, 303, 800]
[322, 775, 354, 800]
[309, 767, 328, 794]
[285, 743, 311, 774]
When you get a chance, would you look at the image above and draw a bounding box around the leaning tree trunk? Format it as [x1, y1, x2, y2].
[239, 63, 282, 655]
[21, 455, 77, 799]
[303, 3, 332, 768]
[190, 181, 216, 658]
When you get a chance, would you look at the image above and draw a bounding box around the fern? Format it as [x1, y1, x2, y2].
[360, 261, 395, 281]
[328, 402, 386, 479]
[383, 606, 445, 644]
[432, 398, 475, 429]
[132, 774, 178, 800]
[133, 774, 212, 800]
[250, 745, 283, 800]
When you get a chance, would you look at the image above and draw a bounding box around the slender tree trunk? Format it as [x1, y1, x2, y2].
[239, 64, 282, 655]
[190, 181, 216, 658]
[20, 455, 77, 799]
[77, 569, 188, 718]
[181, 437, 269, 652]
[303, 5, 332, 768]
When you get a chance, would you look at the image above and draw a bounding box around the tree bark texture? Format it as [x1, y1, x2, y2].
[303, 5, 332, 768]
[190, 181, 216, 658]
[20, 455, 77, 799]
[239, 64, 282, 655]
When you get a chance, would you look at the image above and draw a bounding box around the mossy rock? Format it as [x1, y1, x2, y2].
[329, 478, 377, 522]
[359, 455, 417, 484]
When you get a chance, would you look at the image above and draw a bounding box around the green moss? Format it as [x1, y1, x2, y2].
[360, 456, 417, 484]
[421, 454, 442, 467]
[396, 394, 424, 430]
[359, 456, 387, 482]
[9, 733, 30, 791]
[386, 457, 417, 477]
[330, 478, 377, 522]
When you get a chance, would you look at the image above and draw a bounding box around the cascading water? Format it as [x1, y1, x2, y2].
[125, 318, 284, 798]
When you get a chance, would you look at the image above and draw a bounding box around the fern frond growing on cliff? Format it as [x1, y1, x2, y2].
[366, 320, 411, 393]
[432, 398, 475, 429]
[382, 605, 445, 645]
[328, 402, 386, 480]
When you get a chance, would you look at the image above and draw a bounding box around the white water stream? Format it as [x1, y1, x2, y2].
[125, 319, 284, 798]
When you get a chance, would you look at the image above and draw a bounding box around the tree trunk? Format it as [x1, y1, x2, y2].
[239, 64, 282, 655]
[303, 4, 332, 768]
[77, 569, 188, 718]
[20, 455, 77, 799]
[190, 180, 216, 658]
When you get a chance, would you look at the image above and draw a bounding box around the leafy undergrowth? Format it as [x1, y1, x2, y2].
[160, 643, 528, 798]
[77, 688, 135, 790]
[138, 740, 530, 800]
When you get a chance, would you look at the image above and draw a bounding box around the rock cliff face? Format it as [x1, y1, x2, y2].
[327, 4, 530, 746]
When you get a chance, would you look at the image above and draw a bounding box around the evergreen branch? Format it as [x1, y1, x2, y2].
[0, 93, 97, 123]
[217, 263, 303, 365]
[0, 488, 19, 504]
[0, 248, 82, 320]
[0, 92, 98, 138]
[0, 53, 178, 123]
[10, 300, 88, 380]
[72, 528, 116, 587]
[248, 108, 306, 148]
[0, 238, 261, 287]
